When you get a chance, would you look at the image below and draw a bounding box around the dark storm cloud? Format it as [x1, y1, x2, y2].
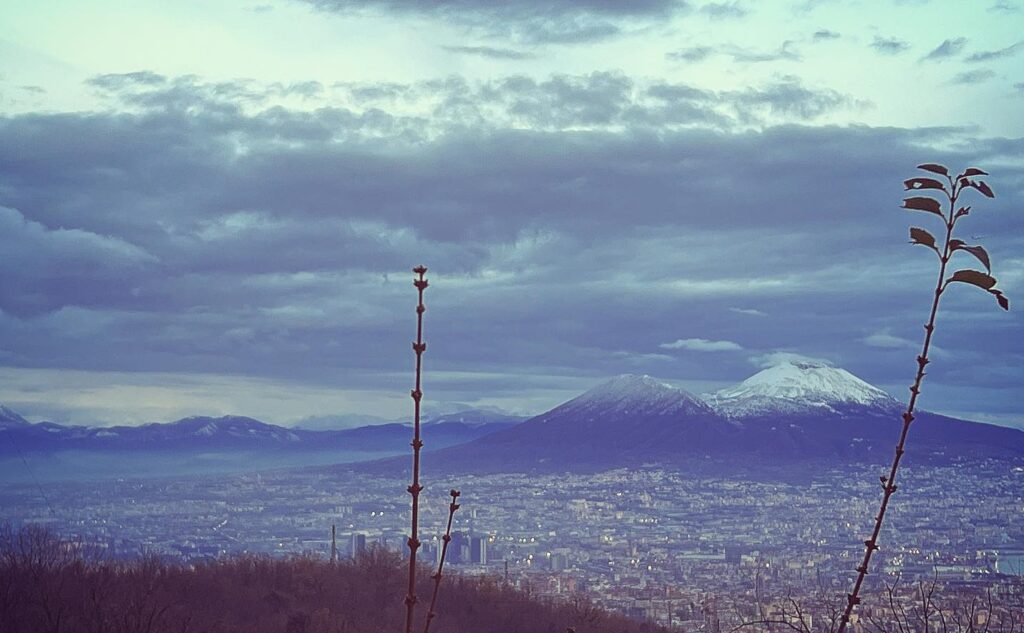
[921, 37, 968, 61]
[871, 36, 910, 55]
[0, 71, 1020, 416]
[301, 0, 688, 44]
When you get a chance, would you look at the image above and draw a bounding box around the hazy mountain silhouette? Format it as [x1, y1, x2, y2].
[0, 408, 521, 454]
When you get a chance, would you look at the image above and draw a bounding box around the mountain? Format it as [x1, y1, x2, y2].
[392, 366, 1024, 474]
[424, 374, 739, 470]
[0, 407, 520, 455]
[697, 361, 1023, 461]
[294, 413, 400, 431]
[704, 361, 900, 418]
[0, 405, 30, 429]
[426, 409, 525, 428]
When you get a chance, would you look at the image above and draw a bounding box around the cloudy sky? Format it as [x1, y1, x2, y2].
[1, 0, 1021, 428]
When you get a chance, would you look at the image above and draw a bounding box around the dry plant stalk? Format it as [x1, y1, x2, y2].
[404, 265, 429, 633]
[422, 489, 461, 633]
[837, 164, 1009, 633]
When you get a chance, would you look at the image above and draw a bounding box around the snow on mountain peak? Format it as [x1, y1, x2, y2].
[563, 374, 714, 417]
[705, 362, 897, 418]
[0, 405, 30, 428]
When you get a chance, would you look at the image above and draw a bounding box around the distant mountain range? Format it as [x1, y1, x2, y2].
[411, 361, 1024, 472]
[5, 362, 1022, 474]
[0, 408, 524, 455]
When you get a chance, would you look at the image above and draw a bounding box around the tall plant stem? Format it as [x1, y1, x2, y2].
[422, 489, 461, 633]
[838, 180, 961, 633]
[404, 265, 429, 633]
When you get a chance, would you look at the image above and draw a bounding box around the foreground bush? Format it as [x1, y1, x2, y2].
[0, 524, 664, 633]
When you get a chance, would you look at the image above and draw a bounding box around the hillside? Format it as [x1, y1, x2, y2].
[0, 525, 664, 633]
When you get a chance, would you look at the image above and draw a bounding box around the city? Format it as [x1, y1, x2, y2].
[4, 458, 1022, 628]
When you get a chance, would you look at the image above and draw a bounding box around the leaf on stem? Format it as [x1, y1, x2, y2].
[946, 269, 997, 291]
[950, 241, 992, 273]
[903, 178, 947, 193]
[902, 196, 943, 217]
[961, 179, 995, 198]
[990, 289, 1010, 311]
[909, 227, 939, 254]
[917, 163, 949, 176]
[958, 167, 988, 179]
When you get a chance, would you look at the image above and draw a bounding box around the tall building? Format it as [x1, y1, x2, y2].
[470, 536, 488, 564]
[351, 532, 367, 559]
[448, 531, 467, 564]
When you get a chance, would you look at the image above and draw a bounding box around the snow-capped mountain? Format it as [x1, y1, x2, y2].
[550, 374, 717, 420]
[705, 361, 900, 418]
[0, 405, 31, 429]
[443, 374, 737, 469]
[419, 367, 1024, 474]
[425, 409, 526, 429]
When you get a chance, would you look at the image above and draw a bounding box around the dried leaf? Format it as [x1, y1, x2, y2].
[909, 227, 938, 252]
[903, 178, 947, 192]
[961, 179, 995, 198]
[902, 196, 943, 216]
[990, 290, 1010, 311]
[946, 269, 997, 291]
[959, 167, 988, 178]
[952, 243, 991, 273]
[917, 163, 949, 176]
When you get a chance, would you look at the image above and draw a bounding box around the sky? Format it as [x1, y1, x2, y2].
[0, 0, 1022, 428]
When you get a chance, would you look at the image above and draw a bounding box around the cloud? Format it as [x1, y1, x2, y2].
[721, 41, 801, 63]
[864, 330, 917, 349]
[749, 351, 833, 368]
[666, 46, 714, 62]
[987, 1, 1019, 12]
[921, 37, 968, 61]
[667, 42, 801, 64]
[965, 41, 1024, 62]
[949, 69, 996, 85]
[0, 206, 156, 317]
[729, 307, 767, 316]
[871, 36, 910, 55]
[299, 0, 688, 44]
[726, 74, 856, 121]
[812, 29, 840, 42]
[442, 45, 534, 59]
[699, 1, 747, 19]
[1, 71, 1021, 423]
[660, 338, 744, 352]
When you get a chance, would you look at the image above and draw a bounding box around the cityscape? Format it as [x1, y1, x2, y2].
[4, 457, 1022, 628]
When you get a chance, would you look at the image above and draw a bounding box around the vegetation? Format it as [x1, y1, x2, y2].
[404, 265, 463, 633]
[837, 164, 1009, 632]
[0, 524, 666, 633]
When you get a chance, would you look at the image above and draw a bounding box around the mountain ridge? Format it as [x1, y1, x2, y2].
[392, 363, 1023, 474]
